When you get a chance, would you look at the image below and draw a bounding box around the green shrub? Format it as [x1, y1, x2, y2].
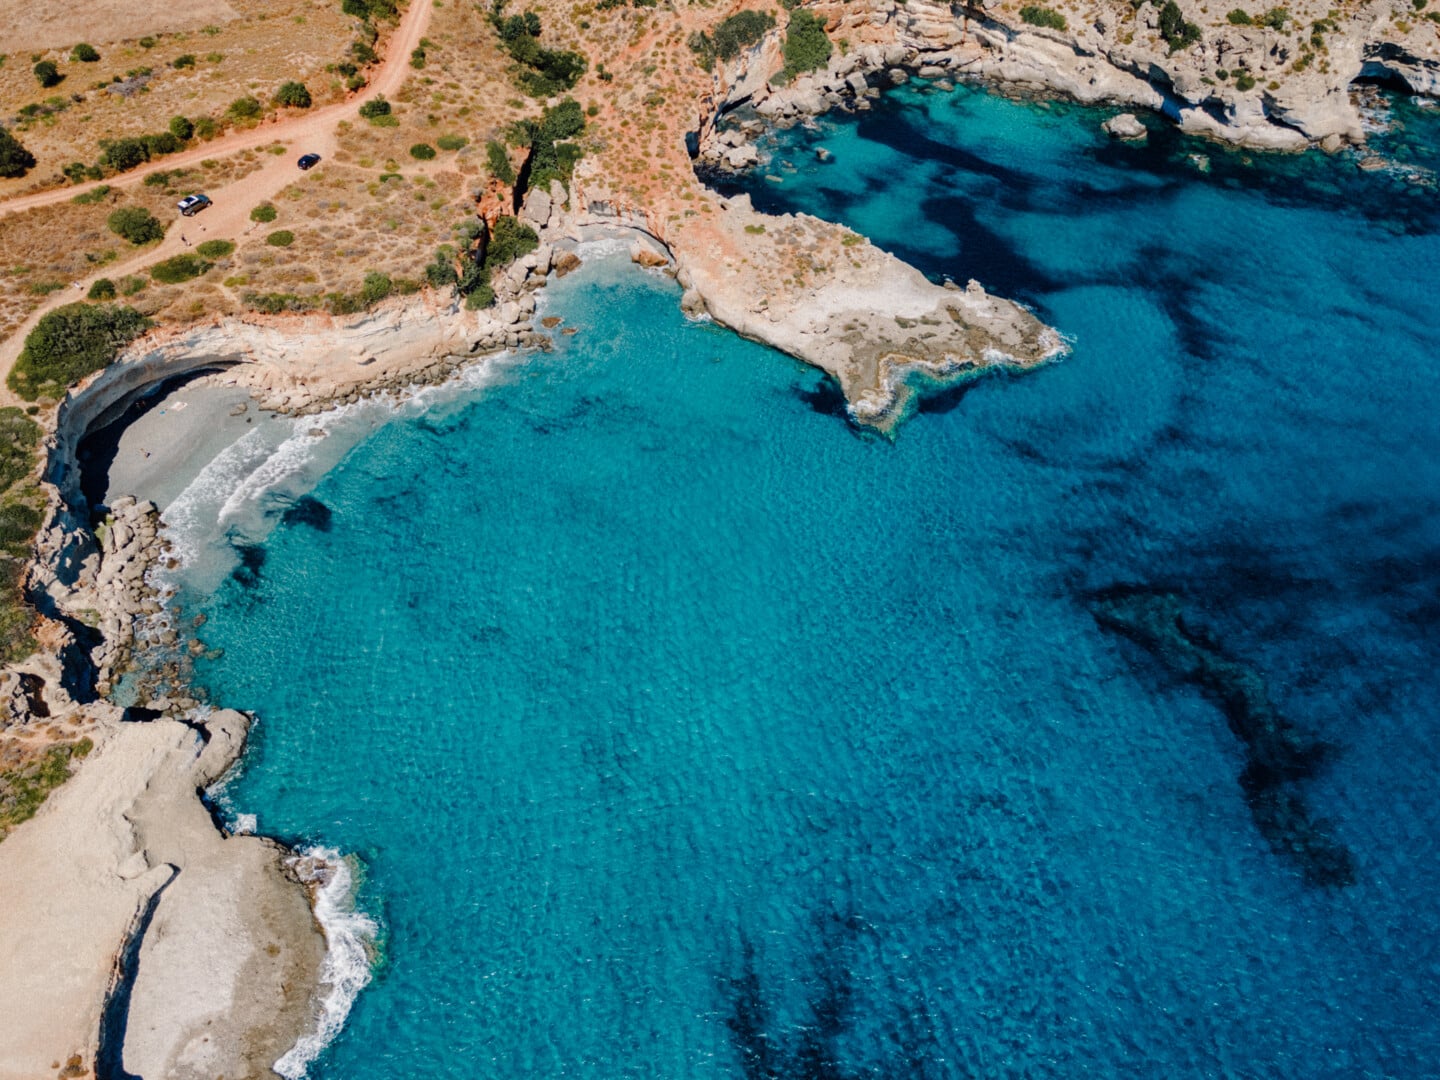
[71, 43, 100, 62]
[713, 10, 775, 61]
[409, 142, 437, 160]
[172, 53, 196, 69]
[486, 140, 515, 183]
[436, 134, 468, 151]
[266, 230, 295, 247]
[1020, 5, 1067, 30]
[1158, 1, 1202, 51]
[359, 271, 392, 306]
[33, 61, 60, 88]
[98, 137, 148, 173]
[9, 303, 152, 400]
[358, 95, 391, 119]
[195, 239, 235, 259]
[1256, 6, 1289, 28]
[227, 95, 263, 122]
[242, 292, 315, 314]
[86, 278, 116, 300]
[1234, 70, 1257, 90]
[491, 10, 587, 97]
[426, 252, 458, 288]
[1226, 8, 1253, 22]
[0, 408, 42, 491]
[168, 115, 194, 140]
[782, 9, 832, 78]
[464, 284, 495, 310]
[250, 202, 278, 223]
[273, 81, 312, 108]
[148, 254, 211, 284]
[106, 207, 164, 245]
[0, 127, 36, 179]
[0, 740, 97, 838]
[194, 117, 218, 139]
[410, 47, 426, 69]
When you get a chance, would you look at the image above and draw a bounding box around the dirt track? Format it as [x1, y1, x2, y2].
[0, 0, 434, 404]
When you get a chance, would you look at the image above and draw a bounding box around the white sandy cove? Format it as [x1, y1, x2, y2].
[0, 709, 325, 1080]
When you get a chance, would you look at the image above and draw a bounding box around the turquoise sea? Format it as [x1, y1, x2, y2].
[172, 84, 1440, 1077]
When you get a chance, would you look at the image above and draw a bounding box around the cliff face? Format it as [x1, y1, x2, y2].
[707, 0, 1439, 152]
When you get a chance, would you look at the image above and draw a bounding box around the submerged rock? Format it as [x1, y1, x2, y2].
[1089, 587, 1356, 888]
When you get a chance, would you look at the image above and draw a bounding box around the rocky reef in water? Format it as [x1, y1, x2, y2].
[1088, 586, 1356, 888]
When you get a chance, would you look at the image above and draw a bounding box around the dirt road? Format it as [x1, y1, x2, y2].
[0, 0, 434, 405]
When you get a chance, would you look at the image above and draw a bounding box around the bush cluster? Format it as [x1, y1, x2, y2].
[1020, 5, 1068, 30]
[71, 44, 100, 62]
[486, 139, 515, 183]
[273, 81, 312, 108]
[196, 239, 235, 259]
[782, 10, 832, 79]
[492, 8, 587, 97]
[266, 230, 295, 247]
[0, 127, 36, 179]
[410, 142, 437, 160]
[227, 96, 263, 122]
[511, 96, 586, 193]
[9, 303, 152, 400]
[359, 95, 392, 120]
[33, 61, 61, 88]
[1158, 1, 1202, 52]
[87, 278, 117, 300]
[148, 254, 212, 284]
[689, 10, 774, 70]
[250, 202, 279, 223]
[106, 207, 165, 245]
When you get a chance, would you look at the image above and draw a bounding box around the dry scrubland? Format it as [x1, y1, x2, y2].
[0, 152, 269, 340]
[0, 0, 358, 197]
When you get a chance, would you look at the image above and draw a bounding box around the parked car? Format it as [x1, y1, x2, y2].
[297, 153, 321, 170]
[177, 194, 212, 217]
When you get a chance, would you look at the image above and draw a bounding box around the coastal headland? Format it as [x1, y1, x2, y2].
[0, 0, 1434, 1074]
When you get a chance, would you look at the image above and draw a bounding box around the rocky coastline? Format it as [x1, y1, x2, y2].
[692, 0, 1440, 163]
[0, 254, 561, 1077]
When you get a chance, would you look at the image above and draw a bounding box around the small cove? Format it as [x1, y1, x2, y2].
[153, 84, 1440, 1077]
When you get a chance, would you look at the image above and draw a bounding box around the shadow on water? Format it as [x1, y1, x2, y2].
[279, 495, 333, 532]
[231, 544, 266, 589]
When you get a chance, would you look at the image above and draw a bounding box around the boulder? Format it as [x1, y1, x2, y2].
[1103, 113, 1148, 140]
[520, 187, 551, 229]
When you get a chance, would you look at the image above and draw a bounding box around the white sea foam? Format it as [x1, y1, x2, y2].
[231, 812, 257, 835]
[273, 849, 379, 1080]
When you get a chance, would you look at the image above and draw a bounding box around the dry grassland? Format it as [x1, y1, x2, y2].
[0, 0, 360, 197]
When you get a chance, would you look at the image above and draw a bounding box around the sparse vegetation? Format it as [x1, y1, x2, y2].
[437, 134, 468, 151]
[9, 303, 152, 400]
[1020, 5, 1068, 30]
[689, 10, 775, 70]
[0, 740, 95, 840]
[1227, 8, 1253, 23]
[196, 239, 235, 259]
[491, 6, 587, 97]
[227, 96, 264, 123]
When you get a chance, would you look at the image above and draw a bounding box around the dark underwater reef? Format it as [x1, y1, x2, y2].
[1088, 586, 1355, 889]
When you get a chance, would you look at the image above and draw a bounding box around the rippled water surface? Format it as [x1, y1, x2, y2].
[179, 86, 1440, 1077]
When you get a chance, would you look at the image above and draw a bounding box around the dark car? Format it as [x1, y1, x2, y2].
[297, 153, 321, 170]
[176, 194, 211, 217]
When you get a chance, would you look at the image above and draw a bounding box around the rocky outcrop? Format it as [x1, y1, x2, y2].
[698, 0, 1440, 156]
[1103, 112, 1148, 139]
[0, 709, 327, 1080]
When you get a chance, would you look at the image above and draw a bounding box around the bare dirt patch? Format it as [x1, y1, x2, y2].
[0, 0, 241, 54]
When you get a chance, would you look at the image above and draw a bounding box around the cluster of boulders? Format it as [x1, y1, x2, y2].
[82, 496, 170, 696]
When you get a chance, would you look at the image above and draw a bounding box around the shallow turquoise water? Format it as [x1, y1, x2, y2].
[182, 86, 1440, 1077]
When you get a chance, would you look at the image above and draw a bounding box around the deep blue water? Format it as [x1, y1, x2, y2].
[183, 85, 1440, 1077]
